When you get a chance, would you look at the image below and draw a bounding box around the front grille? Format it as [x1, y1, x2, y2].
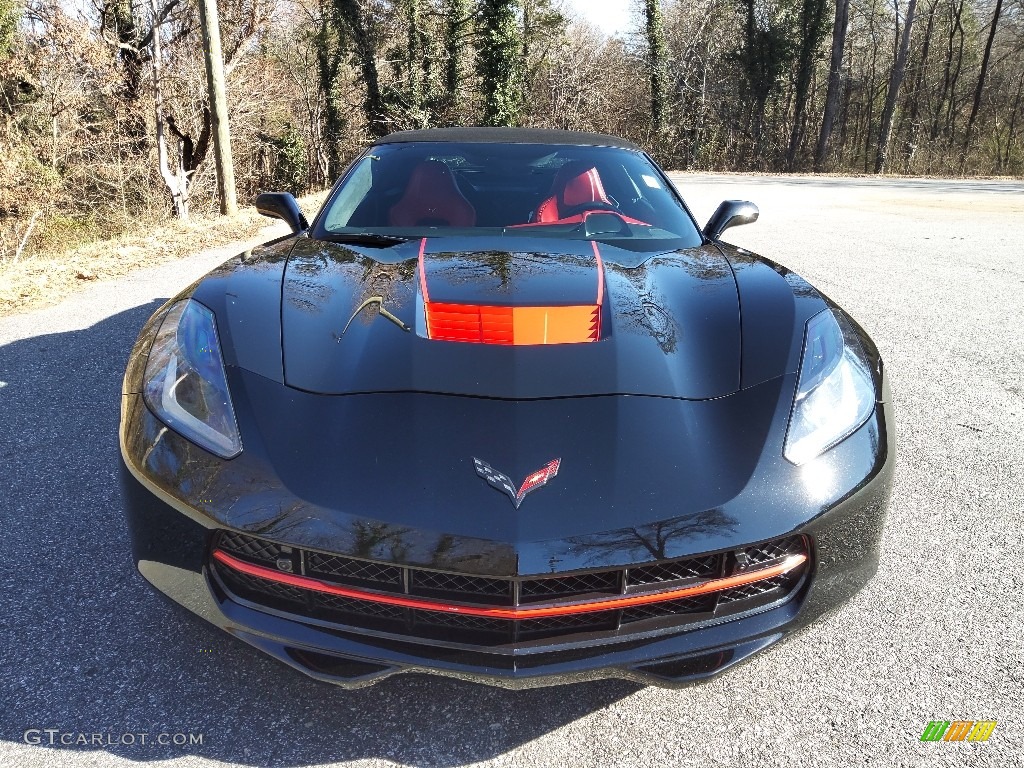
[221, 533, 284, 566]
[626, 555, 718, 586]
[212, 531, 808, 646]
[743, 536, 803, 565]
[520, 571, 620, 601]
[620, 594, 717, 623]
[410, 570, 511, 602]
[718, 573, 799, 603]
[306, 552, 403, 588]
[519, 612, 620, 637]
[314, 593, 407, 620]
[225, 568, 307, 604]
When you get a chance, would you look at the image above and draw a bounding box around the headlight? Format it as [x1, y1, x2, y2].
[143, 299, 242, 459]
[784, 309, 875, 465]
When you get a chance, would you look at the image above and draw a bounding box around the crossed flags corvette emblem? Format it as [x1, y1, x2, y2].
[473, 457, 561, 509]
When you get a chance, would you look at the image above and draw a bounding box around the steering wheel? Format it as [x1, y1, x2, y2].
[559, 201, 620, 219]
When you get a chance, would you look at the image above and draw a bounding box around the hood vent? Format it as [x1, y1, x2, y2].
[426, 302, 601, 345]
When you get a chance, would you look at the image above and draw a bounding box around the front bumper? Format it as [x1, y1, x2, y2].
[120, 384, 894, 689]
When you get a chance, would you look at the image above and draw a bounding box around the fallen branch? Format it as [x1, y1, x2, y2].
[13, 211, 41, 264]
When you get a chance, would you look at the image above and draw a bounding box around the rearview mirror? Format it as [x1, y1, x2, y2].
[703, 200, 759, 241]
[254, 192, 309, 233]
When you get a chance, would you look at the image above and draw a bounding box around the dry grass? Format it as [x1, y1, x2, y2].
[0, 191, 329, 317]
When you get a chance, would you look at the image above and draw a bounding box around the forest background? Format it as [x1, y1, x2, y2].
[1, 0, 1021, 264]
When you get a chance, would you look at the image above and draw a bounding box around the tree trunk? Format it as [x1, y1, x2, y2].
[902, 0, 937, 166]
[477, 0, 523, 127]
[814, 0, 850, 170]
[197, 0, 238, 215]
[150, 0, 187, 219]
[522, 0, 532, 91]
[644, 0, 667, 135]
[334, 0, 389, 137]
[931, 0, 960, 140]
[962, 0, 1003, 155]
[444, 0, 470, 106]
[786, 0, 830, 170]
[314, 0, 346, 179]
[875, 0, 918, 173]
[933, 0, 962, 141]
[1004, 72, 1024, 171]
[943, 0, 966, 141]
[405, 0, 424, 125]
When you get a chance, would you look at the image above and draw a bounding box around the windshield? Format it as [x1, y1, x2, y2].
[313, 141, 703, 249]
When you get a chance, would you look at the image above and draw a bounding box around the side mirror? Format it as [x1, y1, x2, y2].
[254, 192, 309, 233]
[703, 200, 759, 241]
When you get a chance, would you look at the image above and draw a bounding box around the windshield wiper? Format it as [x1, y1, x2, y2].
[323, 232, 410, 247]
[336, 296, 411, 339]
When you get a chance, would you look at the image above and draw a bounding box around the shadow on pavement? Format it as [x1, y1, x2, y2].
[0, 301, 638, 767]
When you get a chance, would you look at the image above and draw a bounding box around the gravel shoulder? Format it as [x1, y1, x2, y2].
[0, 175, 1021, 767]
[0, 191, 327, 317]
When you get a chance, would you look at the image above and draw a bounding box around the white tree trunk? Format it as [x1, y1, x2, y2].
[150, 0, 188, 220]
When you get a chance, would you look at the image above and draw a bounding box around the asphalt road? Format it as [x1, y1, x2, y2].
[1, 175, 1022, 767]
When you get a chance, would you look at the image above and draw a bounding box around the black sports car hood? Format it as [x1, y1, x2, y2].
[281, 235, 740, 399]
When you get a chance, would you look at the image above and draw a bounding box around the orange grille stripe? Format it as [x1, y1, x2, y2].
[212, 550, 807, 619]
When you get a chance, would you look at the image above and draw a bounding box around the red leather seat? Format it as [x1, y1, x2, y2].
[389, 160, 476, 227]
[533, 164, 612, 223]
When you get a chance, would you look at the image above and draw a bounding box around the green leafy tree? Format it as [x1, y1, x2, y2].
[333, 0, 389, 137]
[443, 0, 471, 106]
[0, 0, 18, 62]
[477, 0, 523, 126]
[267, 122, 309, 194]
[735, 0, 795, 161]
[312, 0, 347, 178]
[644, 0, 668, 135]
[404, 0, 425, 122]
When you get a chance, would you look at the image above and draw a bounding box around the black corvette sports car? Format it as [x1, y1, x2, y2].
[120, 128, 894, 689]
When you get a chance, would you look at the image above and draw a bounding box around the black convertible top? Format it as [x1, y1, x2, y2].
[376, 127, 643, 151]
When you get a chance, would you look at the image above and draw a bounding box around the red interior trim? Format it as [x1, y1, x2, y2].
[417, 237, 429, 302]
[591, 240, 604, 306]
[509, 212, 650, 228]
[212, 549, 807, 620]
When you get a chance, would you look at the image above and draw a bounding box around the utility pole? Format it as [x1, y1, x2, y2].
[197, 0, 237, 215]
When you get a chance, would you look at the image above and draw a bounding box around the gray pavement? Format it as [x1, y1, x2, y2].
[1, 176, 1021, 767]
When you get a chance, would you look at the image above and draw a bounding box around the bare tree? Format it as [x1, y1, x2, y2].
[786, 0, 830, 169]
[962, 0, 1003, 155]
[150, 0, 188, 217]
[197, 0, 237, 214]
[814, 0, 850, 170]
[875, 0, 918, 172]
